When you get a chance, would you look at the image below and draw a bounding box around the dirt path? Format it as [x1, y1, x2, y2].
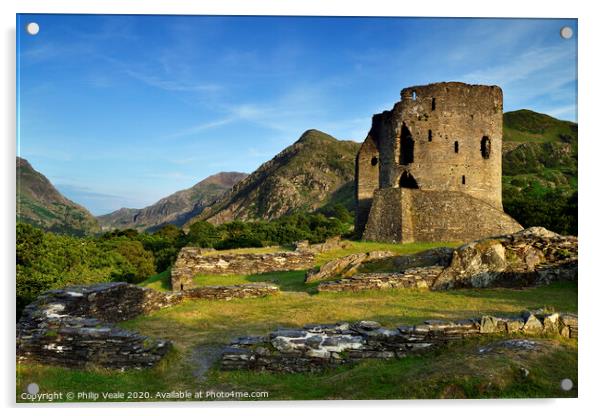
[189, 344, 225, 382]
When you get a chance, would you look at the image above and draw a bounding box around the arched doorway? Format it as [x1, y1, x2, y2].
[399, 171, 419, 189]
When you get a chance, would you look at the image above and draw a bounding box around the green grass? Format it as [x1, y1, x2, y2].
[121, 281, 577, 349]
[503, 109, 577, 144]
[194, 270, 315, 293]
[139, 269, 171, 292]
[17, 349, 198, 403]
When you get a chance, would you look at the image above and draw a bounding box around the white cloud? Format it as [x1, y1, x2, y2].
[460, 44, 574, 86]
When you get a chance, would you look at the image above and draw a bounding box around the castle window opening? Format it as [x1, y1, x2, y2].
[412, 90, 417, 101]
[370, 156, 378, 166]
[431, 97, 436, 111]
[481, 136, 491, 159]
[400, 124, 414, 165]
[462, 175, 466, 185]
[454, 141, 459, 153]
[399, 171, 419, 189]
[180, 283, 184, 291]
[428, 130, 433, 141]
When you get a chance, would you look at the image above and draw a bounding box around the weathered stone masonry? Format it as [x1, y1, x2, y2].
[17, 282, 279, 369]
[221, 311, 578, 373]
[171, 247, 315, 291]
[356, 82, 522, 243]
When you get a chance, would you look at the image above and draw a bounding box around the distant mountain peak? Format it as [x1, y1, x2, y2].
[97, 171, 248, 232]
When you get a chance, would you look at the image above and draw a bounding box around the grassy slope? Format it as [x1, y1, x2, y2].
[17, 157, 99, 236]
[17, 241, 577, 402]
[502, 110, 578, 196]
[503, 109, 577, 143]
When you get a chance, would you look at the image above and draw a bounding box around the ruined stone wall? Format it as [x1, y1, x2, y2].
[355, 135, 380, 235]
[363, 188, 522, 243]
[16, 283, 176, 369]
[221, 311, 578, 373]
[171, 247, 315, 290]
[17, 282, 280, 369]
[317, 266, 444, 292]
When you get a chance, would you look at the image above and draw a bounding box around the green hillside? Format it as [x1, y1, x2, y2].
[16, 157, 99, 236]
[501, 110, 577, 235]
[188, 129, 361, 226]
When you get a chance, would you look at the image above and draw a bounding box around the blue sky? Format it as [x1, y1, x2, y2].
[17, 15, 577, 215]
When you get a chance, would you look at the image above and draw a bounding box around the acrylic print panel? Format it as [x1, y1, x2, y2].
[16, 14, 578, 403]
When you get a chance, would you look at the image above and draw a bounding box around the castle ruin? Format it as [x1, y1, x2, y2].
[356, 82, 522, 243]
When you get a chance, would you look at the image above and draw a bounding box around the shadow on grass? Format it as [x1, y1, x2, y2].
[139, 269, 172, 291]
[429, 281, 578, 313]
[193, 270, 322, 294]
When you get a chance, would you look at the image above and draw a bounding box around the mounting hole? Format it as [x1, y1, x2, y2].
[560, 378, 573, 391]
[560, 26, 573, 40]
[26, 22, 40, 35]
[27, 383, 40, 394]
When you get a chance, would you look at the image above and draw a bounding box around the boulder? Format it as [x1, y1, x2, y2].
[305, 251, 395, 283]
[431, 227, 577, 290]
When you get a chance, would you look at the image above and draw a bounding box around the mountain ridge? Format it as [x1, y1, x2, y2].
[16, 157, 100, 236]
[97, 171, 248, 231]
[185, 129, 361, 226]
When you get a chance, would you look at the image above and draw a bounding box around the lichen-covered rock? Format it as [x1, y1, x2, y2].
[305, 251, 395, 283]
[220, 311, 577, 373]
[431, 227, 577, 290]
[392, 247, 454, 271]
[317, 266, 444, 292]
[16, 283, 175, 369]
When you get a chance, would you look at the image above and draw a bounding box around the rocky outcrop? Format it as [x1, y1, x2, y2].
[221, 311, 578, 373]
[431, 227, 577, 290]
[317, 267, 444, 292]
[314, 228, 576, 293]
[17, 282, 280, 369]
[305, 251, 395, 283]
[391, 247, 454, 270]
[306, 246, 453, 283]
[171, 246, 315, 290]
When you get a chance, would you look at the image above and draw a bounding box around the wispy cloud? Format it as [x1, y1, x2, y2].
[459, 44, 574, 86]
[56, 184, 123, 201]
[123, 69, 222, 93]
[161, 117, 236, 139]
[539, 104, 577, 121]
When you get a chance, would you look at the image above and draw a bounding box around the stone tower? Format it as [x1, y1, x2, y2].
[356, 82, 522, 243]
